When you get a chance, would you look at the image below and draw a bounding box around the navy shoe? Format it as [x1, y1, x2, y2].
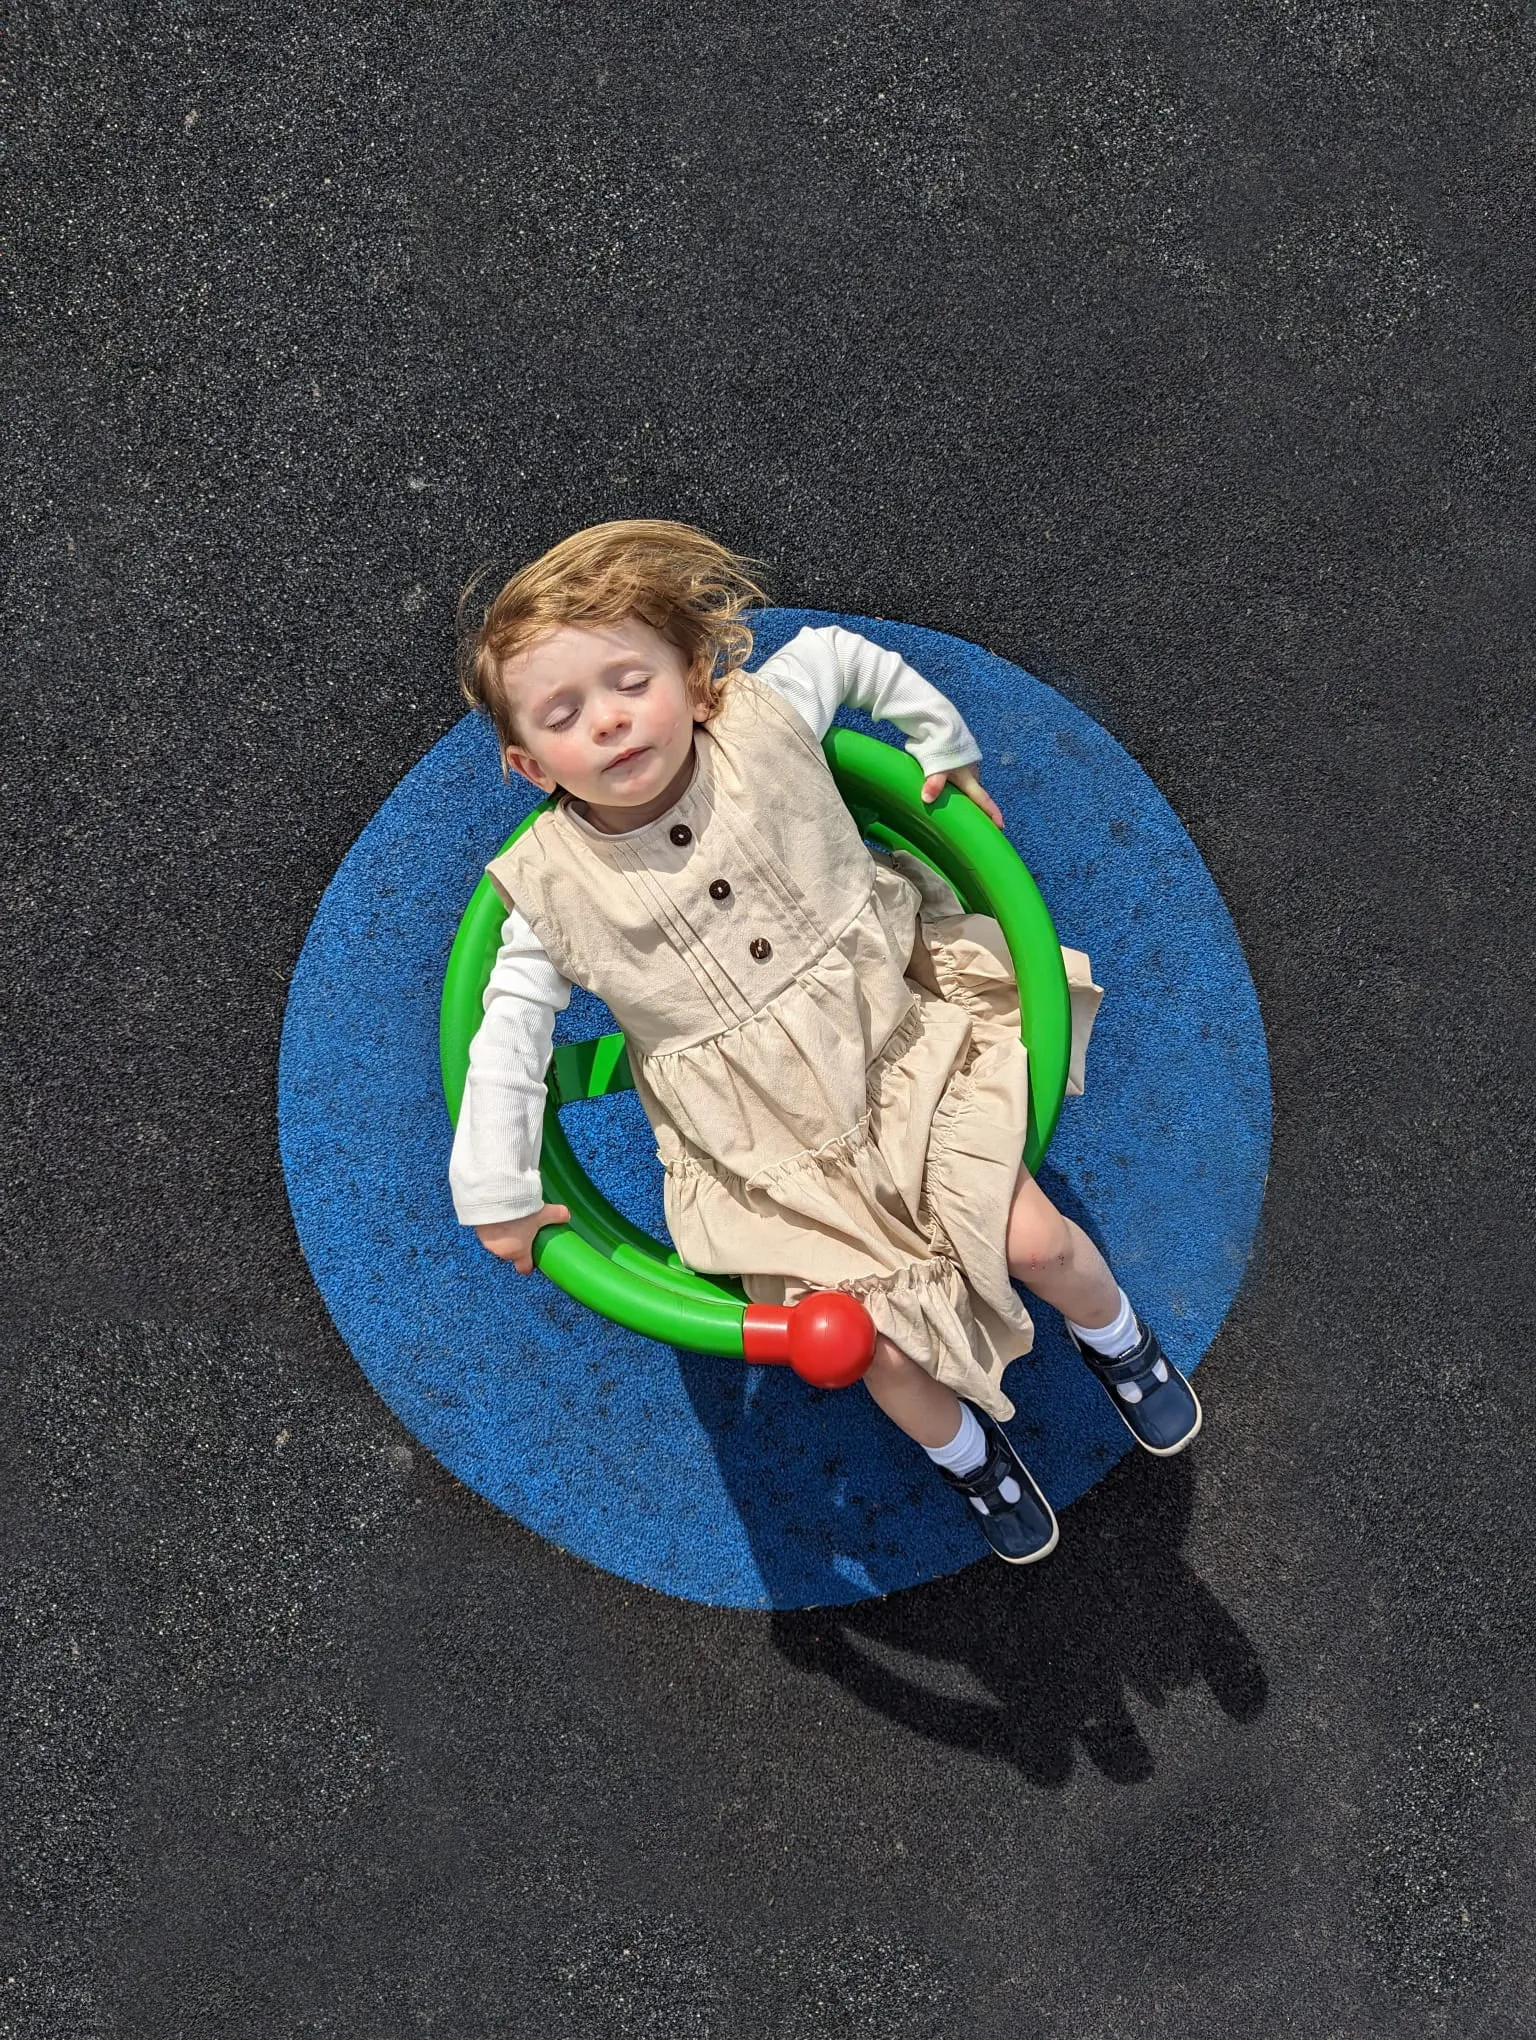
[1066, 1315, 1202, 1456]
[937, 1404, 1059, 1564]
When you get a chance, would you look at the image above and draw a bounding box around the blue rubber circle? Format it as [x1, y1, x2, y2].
[278, 611, 1271, 1608]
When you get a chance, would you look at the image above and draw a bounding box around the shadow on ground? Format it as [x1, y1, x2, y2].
[766, 1452, 1268, 1787]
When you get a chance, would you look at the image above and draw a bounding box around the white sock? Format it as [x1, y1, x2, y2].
[925, 1405, 1025, 1514]
[1066, 1287, 1138, 1357]
[1066, 1288, 1168, 1404]
[924, 1403, 988, 1477]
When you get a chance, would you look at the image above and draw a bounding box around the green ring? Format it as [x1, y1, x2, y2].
[439, 728, 1070, 1355]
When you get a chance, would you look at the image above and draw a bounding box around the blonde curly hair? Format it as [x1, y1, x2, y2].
[457, 519, 770, 766]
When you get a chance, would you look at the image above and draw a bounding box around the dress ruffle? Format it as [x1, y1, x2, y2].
[655, 902, 1069, 1420]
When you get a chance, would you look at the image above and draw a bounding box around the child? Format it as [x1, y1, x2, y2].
[449, 519, 1200, 1565]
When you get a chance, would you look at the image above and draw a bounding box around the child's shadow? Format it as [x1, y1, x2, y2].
[766, 1452, 1266, 1786]
[573, 1080, 1263, 1780]
[676, 1327, 1266, 1785]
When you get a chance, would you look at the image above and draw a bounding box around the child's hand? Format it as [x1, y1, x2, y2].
[920, 764, 1004, 829]
[475, 1203, 571, 1274]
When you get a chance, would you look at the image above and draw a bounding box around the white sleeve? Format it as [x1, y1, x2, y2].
[753, 623, 983, 775]
[448, 908, 573, 1227]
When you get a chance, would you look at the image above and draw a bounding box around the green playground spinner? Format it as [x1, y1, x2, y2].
[440, 727, 1071, 1386]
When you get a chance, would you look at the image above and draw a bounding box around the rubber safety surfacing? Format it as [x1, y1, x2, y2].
[278, 611, 1271, 1608]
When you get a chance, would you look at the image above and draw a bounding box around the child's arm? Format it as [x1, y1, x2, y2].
[754, 623, 1003, 822]
[449, 909, 574, 1269]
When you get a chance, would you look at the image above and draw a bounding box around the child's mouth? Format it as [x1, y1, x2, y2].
[604, 747, 648, 772]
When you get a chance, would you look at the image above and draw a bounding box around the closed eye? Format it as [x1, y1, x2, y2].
[618, 676, 651, 694]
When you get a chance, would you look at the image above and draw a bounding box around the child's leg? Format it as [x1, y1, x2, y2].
[1005, 1163, 1202, 1454]
[861, 1334, 966, 1448]
[1004, 1165, 1121, 1326]
[863, 1334, 1058, 1564]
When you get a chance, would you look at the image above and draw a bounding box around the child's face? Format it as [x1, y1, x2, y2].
[497, 616, 706, 825]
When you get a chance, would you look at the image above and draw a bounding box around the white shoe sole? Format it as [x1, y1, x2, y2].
[974, 1419, 1060, 1562]
[987, 1509, 1061, 1564]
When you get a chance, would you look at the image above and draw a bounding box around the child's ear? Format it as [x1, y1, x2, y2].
[503, 743, 558, 794]
[689, 655, 713, 722]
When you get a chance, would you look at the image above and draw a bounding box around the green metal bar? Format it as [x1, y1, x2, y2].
[864, 820, 988, 916]
[528, 1226, 748, 1354]
[538, 1109, 740, 1298]
[550, 1033, 635, 1104]
[822, 727, 1071, 1170]
[533, 1108, 747, 1347]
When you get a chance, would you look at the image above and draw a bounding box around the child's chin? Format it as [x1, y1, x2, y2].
[595, 755, 658, 796]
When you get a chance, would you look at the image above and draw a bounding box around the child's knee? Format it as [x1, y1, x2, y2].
[864, 1333, 914, 1382]
[1006, 1203, 1073, 1279]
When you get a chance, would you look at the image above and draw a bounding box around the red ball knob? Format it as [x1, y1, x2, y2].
[785, 1291, 876, 1389]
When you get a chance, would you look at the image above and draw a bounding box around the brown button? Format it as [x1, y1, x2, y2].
[709, 879, 732, 901]
[749, 937, 772, 962]
[669, 824, 692, 846]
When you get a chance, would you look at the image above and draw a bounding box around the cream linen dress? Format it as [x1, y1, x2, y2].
[485, 669, 1101, 1421]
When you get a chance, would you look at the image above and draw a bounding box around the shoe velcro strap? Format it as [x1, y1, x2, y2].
[1083, 1341, 1159, 1389]
[949, 1441, 1019, 1502]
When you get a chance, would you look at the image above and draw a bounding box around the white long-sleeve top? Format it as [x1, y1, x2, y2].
[449, 623, 983, 1226]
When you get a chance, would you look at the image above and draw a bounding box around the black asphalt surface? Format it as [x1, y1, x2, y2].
[4, 4, 1534, 2034]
